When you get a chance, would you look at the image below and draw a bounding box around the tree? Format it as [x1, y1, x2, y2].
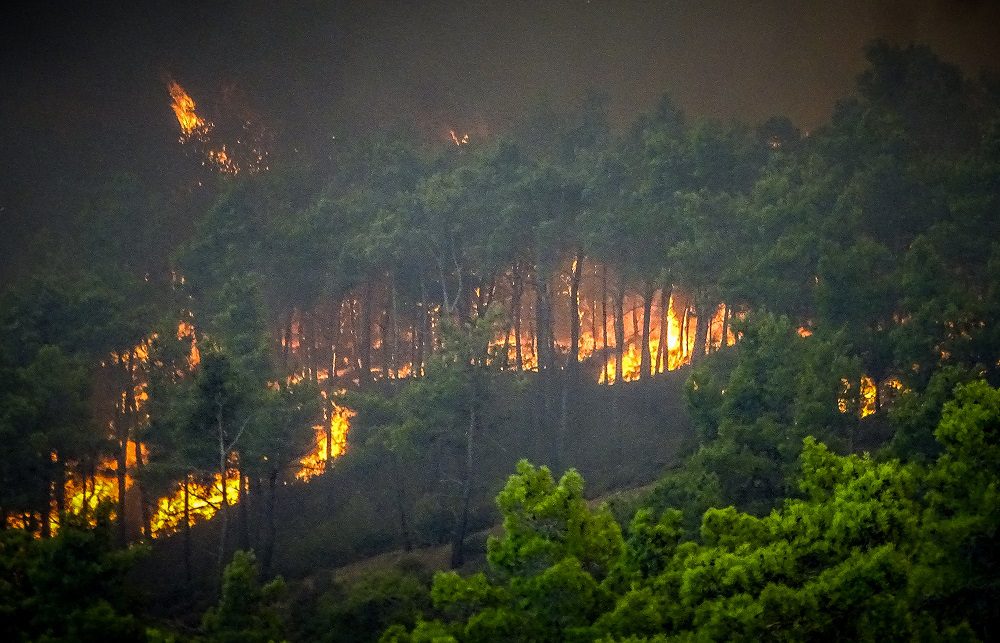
[201, 550, 287, 643]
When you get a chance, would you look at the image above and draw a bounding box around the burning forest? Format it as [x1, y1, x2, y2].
[2, 3, 1000, 641]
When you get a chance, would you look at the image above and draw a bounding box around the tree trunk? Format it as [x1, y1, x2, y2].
[216, 401, 229, 581]
[691, 300, 711, 366]
[568, 254, 584, 370]
[601, 266, 609, 384]
[134, 440, 151, 539]
[681, 305, 690, 361]
[614, 275, 626, 384]
[183, 475, 192, 585]
[390, 273, 399, 378]
[656, 286, 671, 373]
[55, 453, 65, 524]
[512, 263, 524, 372]
[720, 303, 730, 348]
[451, 403, 476, 569]
[419, 275, 430, 376]
[116, 437, 128, 545]
[391, 456, 413, 552]
[359, 282, 373, 385]
[640, 282, 655, 379]
[238, 465, 250, 551]
[261, 469, 278, 577]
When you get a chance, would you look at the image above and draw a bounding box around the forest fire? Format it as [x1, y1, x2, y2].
[168, 79, 211, 142]
[296, 403, 354, 481]
[166, 79, 269, 176]
[449, 129, 470, 146]
[149, 471, 242, 537]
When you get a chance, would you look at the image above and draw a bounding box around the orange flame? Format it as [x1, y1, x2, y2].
[296, 403, 354, 481]
[167, 80, 211, 141]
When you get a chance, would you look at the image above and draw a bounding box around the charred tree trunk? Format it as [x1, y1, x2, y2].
[640, 281, 655, 379]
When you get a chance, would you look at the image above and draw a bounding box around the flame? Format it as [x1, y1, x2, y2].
[166, 79, 267, 176]
[296, 403, 354, 481]
[838, 375, 879, 418]
[150, 470, 242, 537]
[449, 130, 470, 146]
[168, 80, 212, 142]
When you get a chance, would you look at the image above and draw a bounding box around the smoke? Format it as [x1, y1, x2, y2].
[1, 0, 998, 283]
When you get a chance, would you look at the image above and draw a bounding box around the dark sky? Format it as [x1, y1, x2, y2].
[2, 0, 999, 280]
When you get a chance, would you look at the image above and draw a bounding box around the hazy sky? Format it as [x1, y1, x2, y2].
[2, 0, 999, 278]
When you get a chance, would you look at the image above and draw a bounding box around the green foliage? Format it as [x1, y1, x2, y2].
[0, 510, 147, 642]
[388, 382, 1000, 641]
[201, 550, 287, 643]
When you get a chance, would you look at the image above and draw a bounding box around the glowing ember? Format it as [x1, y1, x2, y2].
[449, 129, 470, 146]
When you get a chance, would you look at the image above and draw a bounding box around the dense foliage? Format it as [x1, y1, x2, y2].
[384, 381, 999, 641]
[0, 41, 998, 640]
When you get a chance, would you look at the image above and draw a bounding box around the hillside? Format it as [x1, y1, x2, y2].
[137, 369, 695, 620]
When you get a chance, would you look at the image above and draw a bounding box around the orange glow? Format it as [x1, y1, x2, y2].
[177, 320, 201, 368]
[449, 130, 470, 146]
[838, 375, 880, 417]
[296, 403, 354, 481]
[168, 80, 211, 142]
[150, 470, 242, 537]
[859, 375, 877, 418]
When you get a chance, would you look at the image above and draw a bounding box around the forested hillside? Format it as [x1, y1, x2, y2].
[1, 41, 999, 641]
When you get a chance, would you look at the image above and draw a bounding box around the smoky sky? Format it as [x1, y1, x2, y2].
[2, 0, 999, 281]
